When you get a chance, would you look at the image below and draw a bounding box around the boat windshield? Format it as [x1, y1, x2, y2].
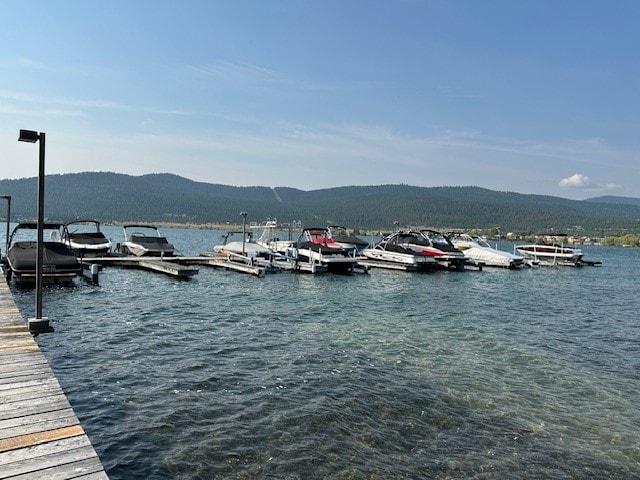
[124, 226, 161, 238]
[9, 224, 64, 245]
[476, 238, 492, 248]
[329, 226, 349, 237]
[64, 221, 100, 234]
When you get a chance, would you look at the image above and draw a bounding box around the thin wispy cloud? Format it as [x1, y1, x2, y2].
[185, 61, 290, 83]
[62, 124, 625, 191]
[0, 89, 129, 110]
[3, 2, 640, 199]
[0, 57, 47, 70]
[142, 107, 195, 116]
[0, 103, 84, 117]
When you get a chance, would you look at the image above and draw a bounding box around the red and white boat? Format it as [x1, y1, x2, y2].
[362, 230, 438, 271]
[288, 227, 359, 273]
[415, 229, 469, 270]
[326, 225, 369, 253]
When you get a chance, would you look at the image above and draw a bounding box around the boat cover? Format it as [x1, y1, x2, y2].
[68, 232, 109, 245]
[7, 241, 81, 275]
[129, 235, 175, 254]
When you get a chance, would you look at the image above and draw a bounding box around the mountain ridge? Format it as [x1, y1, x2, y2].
[585, 195, 640, 206]
[1, 172, 640, 234]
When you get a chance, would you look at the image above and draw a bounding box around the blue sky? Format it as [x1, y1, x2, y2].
[2, 0, 639, 199]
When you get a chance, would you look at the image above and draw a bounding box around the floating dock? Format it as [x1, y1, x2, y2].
[83, 254, 266, 278]
[84, 253, 328, 278]
[357, 259, 423, 271]
[0, 281, 108, 479]
[81, 256, 199, 280]
[79, 253, 374, 279]
[523, 258, 603, 268]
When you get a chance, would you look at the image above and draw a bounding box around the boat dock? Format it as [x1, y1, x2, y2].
[0, 281, 108, 479]
[82, 256, 200, 279]
[80, 253, 347, 279]
[357, 259, 423, 271]
[82, 255, 266, 278]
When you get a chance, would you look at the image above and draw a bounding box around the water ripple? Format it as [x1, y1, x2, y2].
[8, 239, 639, 479]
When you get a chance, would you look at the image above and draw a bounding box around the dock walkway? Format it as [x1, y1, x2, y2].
[0, 281, 108, 479]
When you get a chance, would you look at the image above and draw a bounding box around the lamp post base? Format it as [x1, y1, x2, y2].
[28, 317, 54, 334]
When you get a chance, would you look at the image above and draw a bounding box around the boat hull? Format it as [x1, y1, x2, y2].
[120, 237, 175, 257]
[362, 248, 437, 270]
[6, 241, 81, 284]
[288, 244, 358, 274]
[66, 235, 112, 256]
[515, 245, 583, 266]
[62, 222, 112, 257]
[455, 245, 524, 268]
[213, 241, 274, 258]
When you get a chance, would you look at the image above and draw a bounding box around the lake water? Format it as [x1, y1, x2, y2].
[8, 227, 640, 479]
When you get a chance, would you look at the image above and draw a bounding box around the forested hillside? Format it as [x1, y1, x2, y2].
[1, 172, 640, 234]
[585, 196, 640, 206]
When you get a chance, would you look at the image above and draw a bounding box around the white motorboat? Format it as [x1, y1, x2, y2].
[61, 220, 112, 256]
[255, 219, 295, 253]
[118, 225, 175, 257]
[288, 227, 359, 273]
[447, 232, 524, 268]
[515, 234, 583, 266]
[213, 231, 276, 259]
[362, 230, 438, 271]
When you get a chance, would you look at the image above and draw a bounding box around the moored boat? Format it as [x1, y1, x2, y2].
[213, 231, 276, 259]
[288, 227, 359, 273]
[255, 218, 295, 253]
[326, 225, 369, 253]
[447, 231, 524, 268]
[415, 229, 469, 270]
[61, 220, 112, 256]
[362, 230, 438, 271]
[5, 222, 81, 283]
[515, 234, 583, 266]
[118, 225, 175, 257]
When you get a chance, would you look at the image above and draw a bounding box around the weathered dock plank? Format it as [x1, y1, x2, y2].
[0, 436, 105, 479]
[0, 281, 108, 479]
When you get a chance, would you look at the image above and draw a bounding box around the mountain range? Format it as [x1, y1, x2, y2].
[1, 172, 639, 235]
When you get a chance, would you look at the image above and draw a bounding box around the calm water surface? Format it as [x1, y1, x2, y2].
[9, 227, 640, 479]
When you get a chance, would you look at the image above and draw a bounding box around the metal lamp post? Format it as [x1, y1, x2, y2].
[240, 211, 248, 256]
[1, 195, 10, 260]
[18, 129, 51, 333]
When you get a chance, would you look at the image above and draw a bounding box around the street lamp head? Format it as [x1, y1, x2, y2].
[240, 211, 248, 217]
[18, 129, 40, 143]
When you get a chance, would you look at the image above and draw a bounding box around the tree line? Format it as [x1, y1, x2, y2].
[2, 172, 640, 236]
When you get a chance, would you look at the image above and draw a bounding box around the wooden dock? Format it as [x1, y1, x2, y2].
[0, 281, 108, 479]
